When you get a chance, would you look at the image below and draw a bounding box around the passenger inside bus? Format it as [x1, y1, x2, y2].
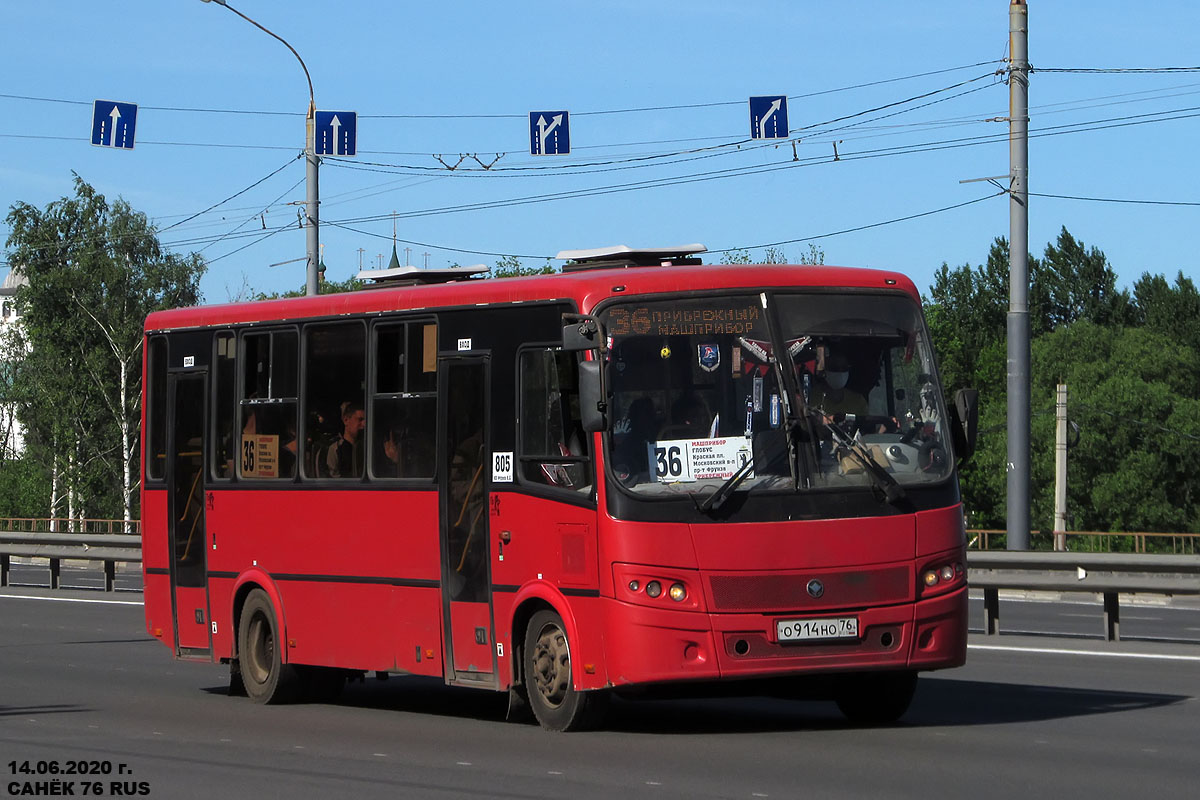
[325, 400, 365, 478]
[612, 397, 658, 480]
[807, 349, 868, 418]
[659, 393, 713, 440]
[379, 424, 435, 478]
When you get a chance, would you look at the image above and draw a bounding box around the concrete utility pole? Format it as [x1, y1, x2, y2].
[202, 0, 320, 296]
[1054, 384, 1068, 551]
[305, 107, 320, 296]
[1007, 0, 1031, 550]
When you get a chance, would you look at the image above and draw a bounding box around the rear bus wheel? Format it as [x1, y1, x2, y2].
[523, 610, 608, 731]
[237, 589, 301, 704]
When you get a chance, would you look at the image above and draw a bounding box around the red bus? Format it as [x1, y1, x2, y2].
[141, 246, 977, 731]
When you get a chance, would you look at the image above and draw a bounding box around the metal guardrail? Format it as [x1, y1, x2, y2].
[0, 531, 142, 591]
[3, 525, 1199, 639]
[968, 529, 1199, 554]
[966, 551, 1200, 642]
[0, 517, 140, 535]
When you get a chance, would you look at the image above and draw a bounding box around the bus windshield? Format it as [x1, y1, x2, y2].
[602, 291, 953, 499]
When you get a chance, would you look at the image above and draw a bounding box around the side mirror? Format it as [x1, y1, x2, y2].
[949, 388, 979, 464]
[562, 319, 600, 352]
[578, 360, 607, 433]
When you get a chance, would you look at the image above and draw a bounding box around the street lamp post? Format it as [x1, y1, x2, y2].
[201, 0, 320, 296]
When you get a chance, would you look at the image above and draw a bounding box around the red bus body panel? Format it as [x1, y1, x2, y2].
[142, 263, 965, 697]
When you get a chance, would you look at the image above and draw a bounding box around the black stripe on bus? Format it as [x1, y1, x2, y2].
[189, 571, 595, 596]
[203, 571, 439, 589]
[491, 584, 600, 598]
[145, 567, 169, 575]
[561, 587, 601, 598]
[273, 573, 441, 589]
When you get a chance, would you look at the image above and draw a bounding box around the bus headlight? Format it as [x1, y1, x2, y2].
[669, 583, 687, 602]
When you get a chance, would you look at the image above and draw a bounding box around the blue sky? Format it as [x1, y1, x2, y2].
[3, 1, 1198, 301]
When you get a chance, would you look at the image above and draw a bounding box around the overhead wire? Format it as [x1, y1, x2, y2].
[132, 81, 1200, 229]
[9, 96, 1198, 269]
[1028, 192, 1200, 207]
[6, 62, 1199, 271]
[196, 175, 306, 255]
[160, 154, 301, 232]
[708, 192, 1006, 253]
[0, 60, 1005, 121]
[1035, 66, 1200, 74]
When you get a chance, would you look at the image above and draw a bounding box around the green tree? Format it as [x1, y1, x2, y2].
[255, 274, 364, 299]
[762, 246, 788, 264]
[5, 176, 205, 526]
[1042, 227, 1132, 329]
[1031, 323, 1200, 535]
[489, 255, 554, 277]
[797, 243, 825, 265]
[926, 230, 1200, 538]
[1132, 271, 1200, 360]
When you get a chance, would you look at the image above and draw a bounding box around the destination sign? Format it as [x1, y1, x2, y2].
[607, 304, 762, 338]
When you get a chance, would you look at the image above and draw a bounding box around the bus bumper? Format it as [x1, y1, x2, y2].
[601, 586, 966, 687]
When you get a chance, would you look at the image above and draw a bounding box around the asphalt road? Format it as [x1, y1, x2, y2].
[1, 588, 1198, 800]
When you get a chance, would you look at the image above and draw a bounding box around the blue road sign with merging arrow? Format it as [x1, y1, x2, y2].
[314, 111, 357, 156]
[91, 100, 138, 150]
[749, 95, 789, 140]
[529, 111, 570, 155]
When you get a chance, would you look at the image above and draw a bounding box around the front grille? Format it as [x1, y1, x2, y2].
[707, 565, 911, 613]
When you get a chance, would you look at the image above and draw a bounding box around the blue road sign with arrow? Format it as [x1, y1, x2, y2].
[91, 100, 138, 150]
[749, 95, 789, 139]
[529, 111, 570, 155]
[314, 111, 357, 156]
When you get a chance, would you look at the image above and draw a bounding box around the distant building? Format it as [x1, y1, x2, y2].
[0, 268, 28, 457]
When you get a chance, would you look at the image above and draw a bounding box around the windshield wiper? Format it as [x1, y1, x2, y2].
[695, 453, 757, 513]
[815, 413, 908, 505]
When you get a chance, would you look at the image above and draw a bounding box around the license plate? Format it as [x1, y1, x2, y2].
[776, 616, 859, 642]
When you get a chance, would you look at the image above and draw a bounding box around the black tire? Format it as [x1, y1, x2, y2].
[834, 670, 918, 724]
[237, 589, 302, 704]
[523, 610, 608, 732]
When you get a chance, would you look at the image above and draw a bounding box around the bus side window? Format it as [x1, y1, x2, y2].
[518, 348, 591, 492]
[145, 336, 167, 481]
[212, 331, 237, 479]
[238, 330, 298, 480]
[370, 320, 437, 480]
[302, 322, 366, 480]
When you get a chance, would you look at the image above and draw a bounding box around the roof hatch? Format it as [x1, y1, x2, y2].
[557, 244, 707, 271]
[354, 264, 489, 287]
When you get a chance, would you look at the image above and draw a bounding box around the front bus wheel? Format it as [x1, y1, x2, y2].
[237, 589, 301, 704]
[523, 610, 608, 731]
[834, 670, 918, 725]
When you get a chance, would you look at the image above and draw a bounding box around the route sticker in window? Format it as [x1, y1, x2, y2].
[650, 437, 752, 483]
[492, 451, 514, 483]
[241, 434, 279, 478]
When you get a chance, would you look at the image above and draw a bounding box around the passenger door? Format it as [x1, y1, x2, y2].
[438, 358, 497, 685]
[167, 372, 211, 656]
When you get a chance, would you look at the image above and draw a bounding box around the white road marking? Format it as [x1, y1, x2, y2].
[969, 643, 1200, 662]
[0, 593, 142, 607]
